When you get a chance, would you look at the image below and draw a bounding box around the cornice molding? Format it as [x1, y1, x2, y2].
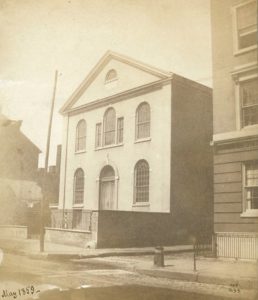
[231, 61, 258, 82]
[64, 78, 172, 116]
[213, 131, 258, 147]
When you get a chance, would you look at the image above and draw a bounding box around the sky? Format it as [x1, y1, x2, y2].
[0, 0, 212, 167]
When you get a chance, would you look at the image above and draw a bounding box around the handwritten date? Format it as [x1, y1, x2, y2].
[1, 286, 40, 299]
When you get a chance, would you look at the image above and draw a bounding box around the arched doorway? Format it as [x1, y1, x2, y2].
[99, 165, 116, 210]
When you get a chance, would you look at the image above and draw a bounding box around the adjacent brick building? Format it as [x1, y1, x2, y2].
[211, 0, 258, 259]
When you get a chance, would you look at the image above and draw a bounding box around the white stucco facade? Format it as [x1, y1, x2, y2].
[58, 51, 172, 213]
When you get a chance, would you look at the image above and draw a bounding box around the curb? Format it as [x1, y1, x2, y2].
[45, 248, 193, 260]
[1, 245, 193, 261]
[136, 268, 258, 290]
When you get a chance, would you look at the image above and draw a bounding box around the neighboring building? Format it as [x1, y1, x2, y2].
[0, 114, 42, 225]
[211, 0, 258, 259]
[38, 144, 62, 207]
[49, 51, 213, 248]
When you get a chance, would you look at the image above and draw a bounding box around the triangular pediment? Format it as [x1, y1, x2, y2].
[60, 51, 172, 113]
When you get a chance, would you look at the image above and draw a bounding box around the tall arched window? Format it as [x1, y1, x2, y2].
[73, 168, 84, 204]
[136, 102, 150, 139]
[75, 120, 86, 152]
[103, 108, 116, 146]
[134, 160, 149, 203]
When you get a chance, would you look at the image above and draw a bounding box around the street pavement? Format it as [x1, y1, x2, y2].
[88, 253, 258, 288]
[0, 237, 257, 300]
[1, 252, 257, 300]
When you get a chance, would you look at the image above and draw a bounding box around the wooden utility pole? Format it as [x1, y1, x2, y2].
[40, 70, 58, 252]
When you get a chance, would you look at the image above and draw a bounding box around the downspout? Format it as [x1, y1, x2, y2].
[169, 77, 173, 216]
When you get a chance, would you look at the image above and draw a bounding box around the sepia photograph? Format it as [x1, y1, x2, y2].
[0, 0, 257, 299]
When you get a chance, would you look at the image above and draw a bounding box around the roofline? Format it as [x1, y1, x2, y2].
[108, 51, 173, 78]
[172, 74, 212, 94]
[20, 131, 42, 153]
[59, 50, 173, 114]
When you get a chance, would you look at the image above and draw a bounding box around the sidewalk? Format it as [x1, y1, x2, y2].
[0, 236, 192, 259]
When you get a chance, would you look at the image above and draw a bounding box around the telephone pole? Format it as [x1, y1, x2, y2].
[40, 70, 58, 252]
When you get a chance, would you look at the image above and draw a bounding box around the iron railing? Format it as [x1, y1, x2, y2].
[216, 232, 258, 260]
[193, 233, 216, 258]
[50, 209, 93, 231]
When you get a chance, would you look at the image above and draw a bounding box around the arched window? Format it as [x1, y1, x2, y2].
[73, 168, 84, 204]
[103, 108, 116, 145]
[105, 69, 117, 83]
[134, 160, 149, 203]
[136, 102, 150, 139]
[75, 120, 86, 151]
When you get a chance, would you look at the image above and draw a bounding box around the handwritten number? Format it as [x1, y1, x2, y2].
[30, 286, 34, 295]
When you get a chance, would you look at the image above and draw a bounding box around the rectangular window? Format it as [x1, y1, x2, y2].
[117, 117, 124, 144]
[95, 123, 102, 148]
[234, 1, 257, 51]
[244, 162, 258, 210]
[240, 78, 258, 127]
[103, 109, 116, 146]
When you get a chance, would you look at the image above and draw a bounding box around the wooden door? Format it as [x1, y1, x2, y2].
[100, 180, 115, 210]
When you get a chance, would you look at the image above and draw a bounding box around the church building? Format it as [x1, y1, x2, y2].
[48, 51, 213, 248]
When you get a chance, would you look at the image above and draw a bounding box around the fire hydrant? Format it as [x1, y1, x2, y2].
[153, 246, 164, 267]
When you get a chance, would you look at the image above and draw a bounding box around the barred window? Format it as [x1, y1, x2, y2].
[136, 102, 150, 139]
[74, 168, 84, 204]
[117, 117, 124, 144]
[235, 1, 257, 50]
[134, 160, 149, 203]
[245, 162, 258, 210]
[241, 78, 258, 127]
[103, 108, 116, 146]
[95, 123, 102, 148]
[75, 120, 86, 152]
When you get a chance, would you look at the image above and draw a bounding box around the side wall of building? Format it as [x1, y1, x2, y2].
[0, 124, 40, 181]
[171, 77, 213, 237]
[97, 210, 177, 248]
